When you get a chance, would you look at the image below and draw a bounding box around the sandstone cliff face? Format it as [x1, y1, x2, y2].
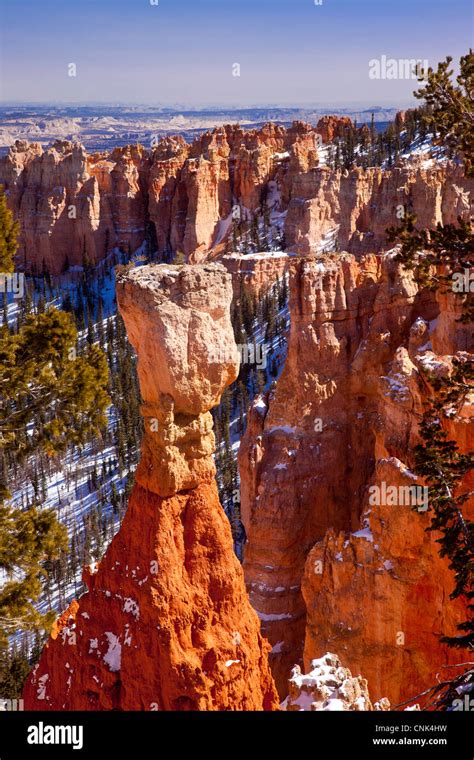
[239, 253, 473, 703]
[284, 162, 473, 257]
[147, 135, 190, 256]
[5, 122, 468, 276]
[302, 458, 471, 709]
[0, 140, 150, 274]
[0, 125, 294, 273]
[23, 263, 278, 711]
[221, 252, 290, 298]
[315, 116, 354, 144]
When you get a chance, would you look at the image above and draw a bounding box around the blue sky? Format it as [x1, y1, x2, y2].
[0, 0, 472, 105]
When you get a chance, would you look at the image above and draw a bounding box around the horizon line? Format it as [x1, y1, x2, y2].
[0, 100, 415, 109]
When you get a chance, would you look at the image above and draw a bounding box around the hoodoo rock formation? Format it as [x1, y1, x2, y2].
[116, 264, 239, 497]
[2, 121, 470, 275]
[315, 116, 354, 144]
[239, 254, 473, 704]
[23, 263, 278, 711]
[302, 458, 471, 709]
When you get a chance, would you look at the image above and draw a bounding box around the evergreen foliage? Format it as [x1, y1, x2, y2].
[413, 359, 474, 648]
[0, 188, 111, 691]
[386, 52, 474, 660]
[414, 51, 474, 176]
[0, 188, 18, 274]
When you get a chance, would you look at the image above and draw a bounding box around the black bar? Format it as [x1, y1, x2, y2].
[0, 710, 472, 758]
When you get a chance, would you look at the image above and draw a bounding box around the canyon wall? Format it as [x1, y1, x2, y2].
[0, 123, 314, 274]
[2, 121, 470, 275]
[23, 263, 278, 711]
[0, 140, 150, 274]
[239, 253, 473, 704]
[284, 162, 473, 256]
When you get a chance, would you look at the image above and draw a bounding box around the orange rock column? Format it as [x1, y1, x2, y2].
[23, 263, 278, 711]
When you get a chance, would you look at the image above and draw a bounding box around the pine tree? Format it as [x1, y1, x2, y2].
[232, 220, 239, 252]
[0, 195, 110, 676]
[250, 214, 261, 252]
[411, 361, 474, 648]
[0, 647, 31, 699]
[0, 187, 18, 273]
[0, 505, 68, 652]
[414, 51, 474, 175]
[370, 112, 376, 164]
[262, 205, 271, 251]
[174, 250, 186, 264]
[387, 216, 473, 324]
[240, 283, 256, 336]
[386, 51, 474, 664]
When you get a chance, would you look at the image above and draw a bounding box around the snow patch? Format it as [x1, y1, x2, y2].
[36, 674, 49, 701]
[123, 597, 140, 620]
[351, 527, 374, 542]
[103, 632, 122, 672]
